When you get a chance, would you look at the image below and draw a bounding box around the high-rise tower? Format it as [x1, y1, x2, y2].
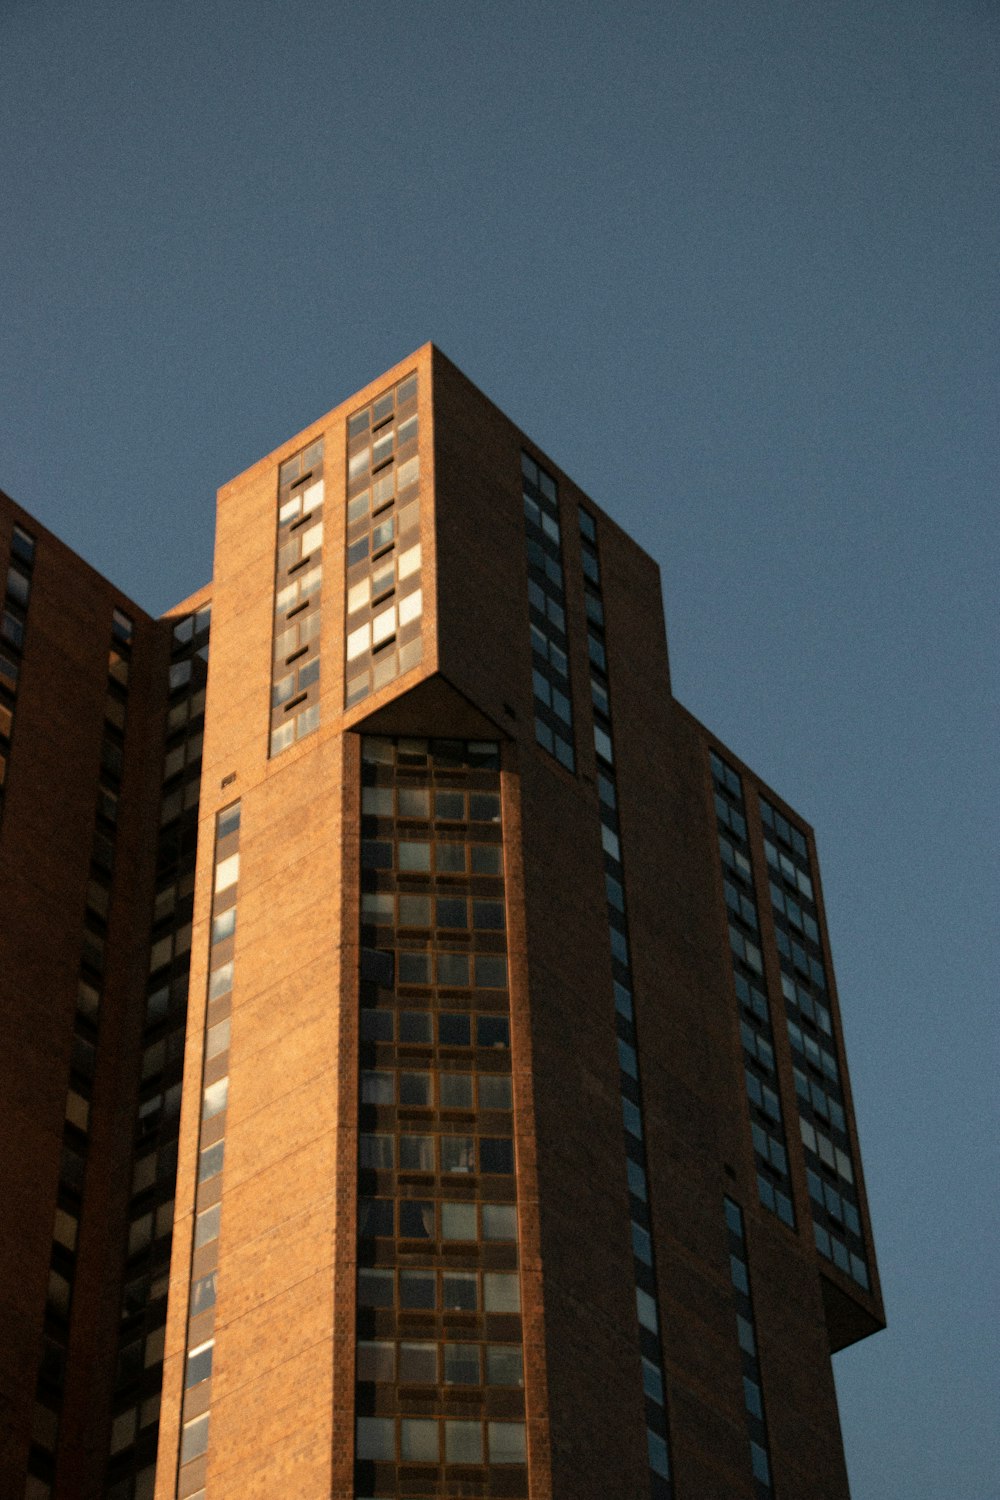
[0, 344, 883, 1500]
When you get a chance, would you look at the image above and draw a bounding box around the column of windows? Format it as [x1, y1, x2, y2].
[354, 736, 527, 1496]
[0, 522, 35, 824]
[577, 507, 673, 1498]
[723, 1198, 775, 1496]
[522, 453, 575, 770]
[758, 799, 869, 1290]
[175, 799, 242, 1499]
[105, 605, 210, 1500]
[710, 752, 795, 1228]
[26, 606, 136, 1499]
[271, 439, 324, 754]
[345, 375, 423, 707]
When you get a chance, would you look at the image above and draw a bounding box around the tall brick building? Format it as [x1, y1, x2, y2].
[0, 345, 883, 1500]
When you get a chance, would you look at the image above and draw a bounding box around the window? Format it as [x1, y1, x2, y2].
[580, 505, 674, 1476]
[398, 951, 431, 983]
[713, 754, 795, 1225]
[360, 1134, 394, 1169]
[214, 853, 239, 893]
[272, 439, 323, 753]
[725, 1197, 774, 1488]
[198, 1141, 225, 1182]
[353, 738, 519, 1459]
[751, 1442, 772, 1486]
[441, 1201, 476, 1239]
[201, 1078, 228, 1121]
[185, 1340, 214, 1387]
[440, 1073, 474, 1108]
[483, 1273, 520, 1313]
[194, 1204, 220, 1248]
[399, 1200, 434, 1237]
[487, 1345, 523, 1386]
[357, 1341, 394, 1381]
[440, 1134, 473, 1171]
[207, 961, 233, 999]
[478, 1075, 512, 1109]
[476, 1012, 509, 1045]
[112, 608, 134, 645]
[345, 376, 422, 705]
[523, 452, 575, 768]
[399, 1011, 433, 1044]
[191, 1272, 217, 1316]
[399, 1341, 437, 1382]
[6, 566, 29, 605]
[622, 1097, 643, 1138]
[110, 1407, 137, 1454]
[436, 841, 466, 872]
[11, 525, 35, 564]
[471, 844, 502, 874]
[209, 894, 235, 942]
[475, 956, 508, 990]
[399, 1071, 431, 1105]
[358, 1269, 394, 1307]
[636, 1287, 658, 1333]
[398, 840, 430, 872]
[489, 1422, 526, 1463]
[443, 1271, 477, 1310]
[53, 1208, 78, 1252]
[647, 1429, 670, 1478]
[401, 1418, 437, 1461]
[632, 1221, 653, 1264]
[356, 1416, 394, 1461]
[180, 1413, 209, 1462]
[437, 951, 469, 985]
[642, 1356, 664, 1403]
[446, 1419, 483, 1462]
[395, 1272, 434, 1308]
[479, 1137, 514, 1174]
[47, 1269, 71, 1318]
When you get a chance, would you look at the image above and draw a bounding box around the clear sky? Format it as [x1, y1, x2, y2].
[2, 2, 996, 1494]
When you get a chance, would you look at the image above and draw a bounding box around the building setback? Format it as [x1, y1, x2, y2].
[0, 344, 883, 1500]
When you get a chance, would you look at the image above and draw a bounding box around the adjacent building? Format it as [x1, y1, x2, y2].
[0, 344, 884, 1500]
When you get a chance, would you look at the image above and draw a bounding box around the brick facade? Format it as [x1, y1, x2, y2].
[0, 347, 883, 1500]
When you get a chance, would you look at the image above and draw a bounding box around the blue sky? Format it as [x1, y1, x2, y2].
[2, 2, 997, 1494]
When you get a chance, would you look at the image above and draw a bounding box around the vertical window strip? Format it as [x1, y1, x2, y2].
[271, 437, 325, 755]
[578, 509, 672, 1499]
[31, 602, 135, 1488]
[344, 374, 423, 708]
[354, 737, 527, 1484]
[0, 523, 37, 829]
[758, 797, 869, 1290]
[175, 798, 240, 1499]
[523, 453, 574, 771]
[710, 752, 795, 1228]
[105, 605, 210, 1499]
[723, 1198, 775, 1497]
